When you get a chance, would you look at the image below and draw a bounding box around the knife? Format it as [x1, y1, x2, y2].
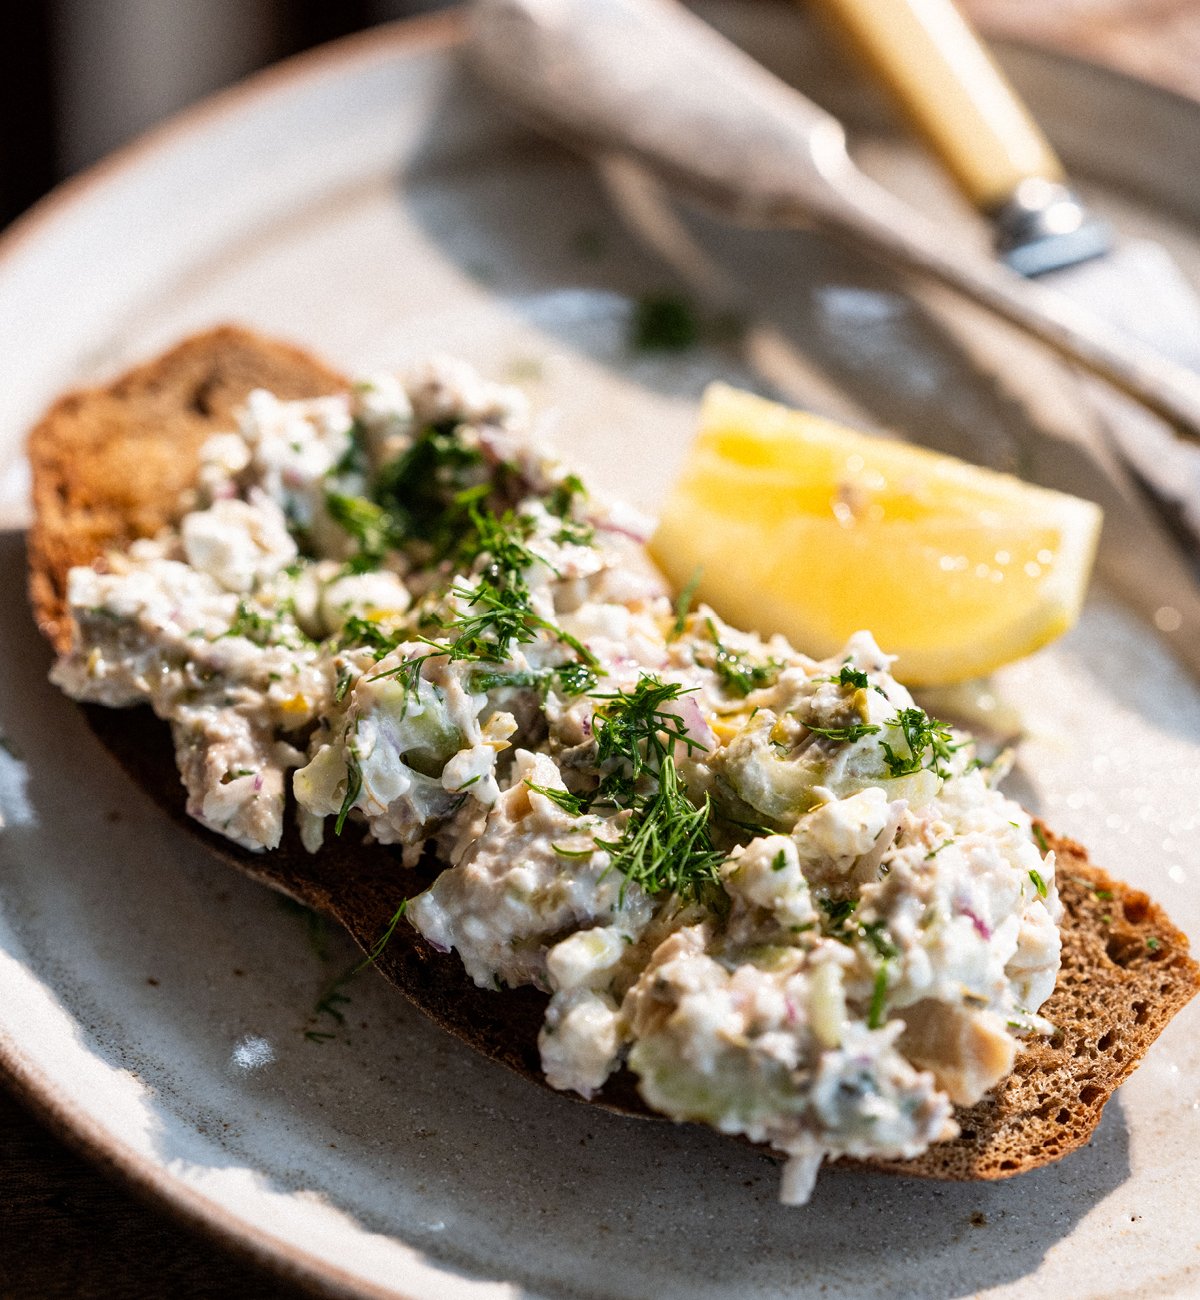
[815, 0, 1200, 549]
[469, 0, 1200, 443]
[468, 0, 1200, 679]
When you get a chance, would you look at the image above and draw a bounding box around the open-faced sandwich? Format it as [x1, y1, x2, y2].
[28, 326, 1200, 1204]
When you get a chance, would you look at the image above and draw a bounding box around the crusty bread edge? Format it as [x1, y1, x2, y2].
[27, 323, 347, 655]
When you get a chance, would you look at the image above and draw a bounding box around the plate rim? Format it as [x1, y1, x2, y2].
[2, 9, 1199, 1298]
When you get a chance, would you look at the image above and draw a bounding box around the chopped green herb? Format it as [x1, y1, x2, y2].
[630, 293, 701, 351]
[526, 781, 588, 817]
[924, 838, 955, 860]
[546, 474, 595, 546]
[371, 418, 486, 559]
[704, 618, 781, 697]
[220, 600, 279, 647]
[219, 768, 255, 785]
[1093, 888, 1114, 902]
[771, 850, 789, 872]
[1146, 936, 1162, 952]
[592, 675, 708, 802]
[671, 568, 703, 639]
[333, 615, 404, 658]
[333, 418, 370, 477]
[595, 755, 725, 904]
[1032, 824, 1050, 854]
[879, 707, 959, 779]
[334, 665, 356, 704]
[819, 896, 859, 932]
[868, 962, 890, 1029]
[806, 721, 882, 743]
[716, 811, 778, 840]
[1029, 868, 1048, 899]
[818, 664, 870, 690]
[355, 899, 409, 972]
[325, 491, 398, 571]
[553, 660, 600, 696]
[552, 843, 597, 860]
[334, 746, 363, 835]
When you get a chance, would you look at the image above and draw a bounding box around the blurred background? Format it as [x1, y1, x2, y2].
[4, 0, 1196, 233]
[0, 0, 454, 230]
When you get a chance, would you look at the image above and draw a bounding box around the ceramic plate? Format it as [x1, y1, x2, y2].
[1, 6, 1198, 1297]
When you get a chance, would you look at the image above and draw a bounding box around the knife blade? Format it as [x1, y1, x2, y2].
[815, 0, 1200, 550]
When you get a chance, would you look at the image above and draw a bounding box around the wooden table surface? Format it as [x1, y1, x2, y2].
[4, 4, 1199, 1297]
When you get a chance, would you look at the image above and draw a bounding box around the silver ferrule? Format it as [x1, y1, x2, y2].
[991, 177, 1113, 277]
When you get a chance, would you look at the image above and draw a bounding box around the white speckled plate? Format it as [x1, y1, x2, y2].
[1, 6, 1198, 1297]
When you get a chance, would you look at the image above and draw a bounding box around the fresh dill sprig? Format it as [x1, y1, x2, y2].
[325, 491, 399, 572]
[371, 418, 486, 559]
[879, 707, 959, 779]
[335, 744, 363, 835]
[525, 781, 588, 817]
[333, 665, 356, 704]
[704, 617, 781, 697]
[806, 721, 882, 743]
[595, 754, 724, 904]
[219, 599, 284, 647]
[670, 568, 703, 639]
[591, 675, 709, 793]
[547, 473, 595, 546]
[553, 660, 600, 696]
[868, 962, 890, 1030]
[354, 899, 410, 972]
[333, 615, 405, 658]
[714, 810, 779, 841]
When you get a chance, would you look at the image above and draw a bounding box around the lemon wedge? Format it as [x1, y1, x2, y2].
[650, 384, 1102, 685]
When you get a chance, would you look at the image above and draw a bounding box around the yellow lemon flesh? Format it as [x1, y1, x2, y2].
[650, 384, 1102, 686]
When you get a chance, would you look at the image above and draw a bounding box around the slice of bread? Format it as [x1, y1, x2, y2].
[28, 325, 346, 654]
[28, 326, 1200, 1183]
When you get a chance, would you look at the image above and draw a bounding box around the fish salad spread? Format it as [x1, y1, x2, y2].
[52, 359, 1062, 1203]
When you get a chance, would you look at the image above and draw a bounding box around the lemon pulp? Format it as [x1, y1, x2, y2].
[650, 384, 1102, 685]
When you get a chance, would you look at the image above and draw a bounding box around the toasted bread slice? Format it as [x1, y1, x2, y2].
[28, 327, 1200, 1182]
[28, 325, 346, 654]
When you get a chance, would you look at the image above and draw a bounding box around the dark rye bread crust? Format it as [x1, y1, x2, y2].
[28, 327, 1200, 1181]
[28, 325, 347, 654]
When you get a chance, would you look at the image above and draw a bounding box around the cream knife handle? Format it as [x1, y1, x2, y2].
[816, 0, 1062, 210]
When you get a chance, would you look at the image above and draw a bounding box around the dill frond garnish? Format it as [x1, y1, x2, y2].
[325, 491, 399, 572]
[586, 675, 726, 905]
[879, 707, 959, 779]
[595, 754, 724, 904]
[703, 618, 781, 697]
[218, 599, 286, 647]
[525, 781, 588, 817]
[547, 473, 595, 546]
[334, 744, 363, 835]
[670, 567, 703, 639]
[806, 722, 882, 743]
[355, 899, 409, 972]
[591, 675, 709, 793]
[333, 615, 404, 658]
